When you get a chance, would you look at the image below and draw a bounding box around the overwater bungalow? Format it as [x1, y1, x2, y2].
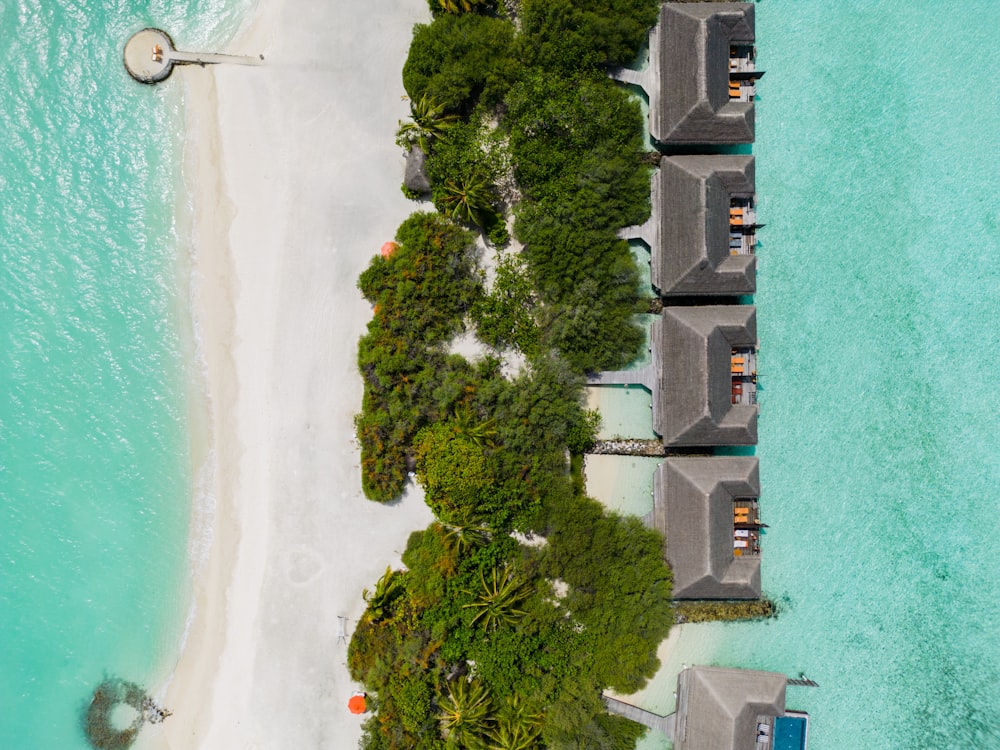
[668, 666, 809, 750]
[653, 456, 761, 599]
[656, 3, 760, 144]
[652, 305, 758, 446]
[656, 154, 757, 296]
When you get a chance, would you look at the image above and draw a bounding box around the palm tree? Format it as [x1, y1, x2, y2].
[362, 566, 403, 622]
[437, 0, 487, 13]
[486, 694, 543, 749]
[453, 406, 497, 449]
[438, 678, 493, 748]
[440, 174, 498, 227]
[463, 565, 531, 631]
[441, 521, 493, 555]
[484, 722, 541, 750]
[396, 93, 459, 152]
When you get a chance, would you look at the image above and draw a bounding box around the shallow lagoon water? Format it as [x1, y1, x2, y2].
[629, 3, 1000, 748]
[588, 386, 657, 441]
[0, 1, 250, 747]
[584, 455, 659, 518]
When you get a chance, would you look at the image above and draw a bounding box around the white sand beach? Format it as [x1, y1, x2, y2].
[151, 1, 436, 747]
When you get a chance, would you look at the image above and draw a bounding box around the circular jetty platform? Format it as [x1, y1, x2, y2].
[123, 28, 175, 83]
[124, 28, 264, 84]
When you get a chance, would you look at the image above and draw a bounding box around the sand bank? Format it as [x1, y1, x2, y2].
[152, 1, 435, 747]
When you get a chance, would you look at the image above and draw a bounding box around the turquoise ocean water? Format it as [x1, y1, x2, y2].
[633, 3, 1000, 749]
[0, 1, 249, 746]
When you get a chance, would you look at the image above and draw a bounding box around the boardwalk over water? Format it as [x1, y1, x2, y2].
[602, 695, 674, 738]
[586, 365, 655, 391]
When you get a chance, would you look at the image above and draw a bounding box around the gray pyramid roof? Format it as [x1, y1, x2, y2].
[652, 306, 757, 446]
[653, 457, 760, 599]
[653, 3, 756, 144]
[656, 155, 756, 296]
[672, 666, 786, 750]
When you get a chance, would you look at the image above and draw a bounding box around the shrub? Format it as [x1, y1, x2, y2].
[403, 14, 518, 115]
[353, 2, 672, 746]
[356, 213, 484, 502]
[470, 251, 538, 353]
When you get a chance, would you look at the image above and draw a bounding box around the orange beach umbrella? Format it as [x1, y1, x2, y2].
[380, 241, 398, 258]
[348, 693, 367, 714]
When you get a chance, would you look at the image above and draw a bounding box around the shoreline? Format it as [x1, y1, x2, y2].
[147, 1, 436, 747]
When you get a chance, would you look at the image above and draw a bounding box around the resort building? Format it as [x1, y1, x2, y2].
[654, 456, 761, 599]
[659, 154, 758, 296]
[652, 305, 758, 447]
[612, 3, 761, 144]
[654, 3, 759, 144]
[669, 666, 809, 750]
[619, 155, 758, 297]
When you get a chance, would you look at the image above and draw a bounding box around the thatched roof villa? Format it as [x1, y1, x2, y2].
[604, 666, 811, 748]
[653, 456, 761, 599]
[613, 3, 760, 143]
[669, 666, 808, 750]
[655, 3, 759, 144]
[657, 154, 757, 296]
[652, 305, 757, 446]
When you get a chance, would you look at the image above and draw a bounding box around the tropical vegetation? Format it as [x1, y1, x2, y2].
[351, 0, 669, 747]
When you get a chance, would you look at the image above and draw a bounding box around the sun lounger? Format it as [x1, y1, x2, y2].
[734, 530, 750, 538]
[757, 723, 770, 734]
[734, 540, 749, 549]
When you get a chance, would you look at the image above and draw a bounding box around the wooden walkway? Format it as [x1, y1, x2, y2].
[586, 365, 655, 390]
[602, 695, 674, 738]
[168, 48, 263, 67]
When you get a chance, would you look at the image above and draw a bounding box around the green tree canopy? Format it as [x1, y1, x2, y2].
[403, 14, 518, 115]
[415, 421, 495, 522]
[518, 0, 658, 74]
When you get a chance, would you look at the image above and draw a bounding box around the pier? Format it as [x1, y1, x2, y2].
[602, 695, 674, 738]
[123, 28, 262, 84]
[586, 364, 655, 390]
